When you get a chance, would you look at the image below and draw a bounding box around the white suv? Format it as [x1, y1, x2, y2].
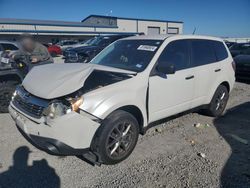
[9, 35, 235, 165]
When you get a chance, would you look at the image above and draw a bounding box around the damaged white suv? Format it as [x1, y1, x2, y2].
[9, 35, 235, 165]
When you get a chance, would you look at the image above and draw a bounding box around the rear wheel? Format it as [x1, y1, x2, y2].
[92, 110, 139, 165]
[0, 82, 16, 113]
[205, 85, 229, 117]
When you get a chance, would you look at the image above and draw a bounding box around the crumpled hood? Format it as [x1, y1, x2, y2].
[23, 63, 93, 99]
[22, 63, 136, 99]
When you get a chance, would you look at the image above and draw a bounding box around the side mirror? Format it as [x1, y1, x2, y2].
[157, 62, 176, 74]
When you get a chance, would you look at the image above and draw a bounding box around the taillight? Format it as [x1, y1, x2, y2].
[232, 60, 236, 72]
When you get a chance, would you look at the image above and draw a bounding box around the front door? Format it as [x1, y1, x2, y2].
[148, 39, 195, 123]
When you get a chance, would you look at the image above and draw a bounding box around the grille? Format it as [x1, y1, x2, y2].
[13, 87, 49, 118]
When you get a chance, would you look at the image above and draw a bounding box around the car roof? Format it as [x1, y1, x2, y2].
[0, 40, 19, 45]
[120, 34, 224, 42]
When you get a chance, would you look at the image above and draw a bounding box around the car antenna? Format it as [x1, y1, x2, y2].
[192, 27, 197, 35]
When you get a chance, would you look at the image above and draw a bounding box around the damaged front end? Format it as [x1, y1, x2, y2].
[9, 63, 135, 165]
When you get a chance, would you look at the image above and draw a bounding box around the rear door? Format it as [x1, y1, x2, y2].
[190, 39, 220, 107]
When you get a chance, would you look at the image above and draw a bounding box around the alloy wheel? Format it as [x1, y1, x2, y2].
[106, 122, 135, 159]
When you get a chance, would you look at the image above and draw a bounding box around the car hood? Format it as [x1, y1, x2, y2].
[230, 50, 241, 57]
[234, 55, 250, 65]
[22, 63, 136, 99]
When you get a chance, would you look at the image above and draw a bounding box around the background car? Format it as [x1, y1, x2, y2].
[234, 54, 250, 81]
[224, 41, 236, 48]
[0, 51, 30, 113]
[229, 43, 250, 57]
[43, 44, 62, 57]
[64, 35, 133, 63]
[0, 41, 19, 56]
[56, 40, 79, 51]
[63, 38, 95, 56]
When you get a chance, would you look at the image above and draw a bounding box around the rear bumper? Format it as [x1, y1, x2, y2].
[9, 103, 100, 156]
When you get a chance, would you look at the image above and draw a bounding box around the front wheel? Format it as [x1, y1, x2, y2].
[205, 85, 229, 117]
[91, 110, 139, 165]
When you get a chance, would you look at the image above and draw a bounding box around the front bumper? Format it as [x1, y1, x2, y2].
[64, 58, 79, 63]
[9, 103, 100, 155]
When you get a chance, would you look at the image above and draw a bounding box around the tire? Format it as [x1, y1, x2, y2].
[91, 110, 139, 165]
[205, 85, 229, 117]
[0, 82, 16, 113]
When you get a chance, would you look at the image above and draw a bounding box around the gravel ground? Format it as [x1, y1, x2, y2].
[0, 81, 250, 188]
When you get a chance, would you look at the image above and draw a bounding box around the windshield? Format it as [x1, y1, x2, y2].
[90, 39, 163, 72]
[88, 36, 114, 46]
[83, 38, 95, 45]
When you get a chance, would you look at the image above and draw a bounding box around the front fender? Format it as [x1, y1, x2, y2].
[81, 85, 148, 127]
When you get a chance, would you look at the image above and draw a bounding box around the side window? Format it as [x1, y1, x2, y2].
[191, 39, 217, 66]
[157, 40, 190, 71]
[211, 41, 228, 61]
[1, 43, 18, 51]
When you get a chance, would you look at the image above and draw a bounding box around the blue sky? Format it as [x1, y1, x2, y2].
[0, 0, 249, 37]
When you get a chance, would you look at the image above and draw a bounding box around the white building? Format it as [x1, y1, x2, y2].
[222, 37, 250, 43]
[0, 15, 183, 43]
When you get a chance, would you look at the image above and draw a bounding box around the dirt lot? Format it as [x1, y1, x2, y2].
[0, 81, 250, 188]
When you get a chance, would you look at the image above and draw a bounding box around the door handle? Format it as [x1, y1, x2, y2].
[185, 75, 194, 80]
[214, 69, 221, 72]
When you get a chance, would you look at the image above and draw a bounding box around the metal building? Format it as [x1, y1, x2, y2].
[0, 15, 183, 43]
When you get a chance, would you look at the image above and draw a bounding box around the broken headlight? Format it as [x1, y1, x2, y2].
[43, 95, 83, 119]
[66, 96, 84, 112]
[43, 102, 72, 119]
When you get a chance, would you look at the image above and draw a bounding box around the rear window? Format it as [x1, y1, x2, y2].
[1, 43, 18, 51]
[191, 39, 217, 66]
[211, 41, 228, 61]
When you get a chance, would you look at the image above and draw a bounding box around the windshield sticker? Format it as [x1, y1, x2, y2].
[136, 64, 143, 68]
[137, 45, 158, 52]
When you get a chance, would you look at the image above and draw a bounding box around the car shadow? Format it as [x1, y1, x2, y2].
[214, 102, 250, 188]
[0, 146, 60, 188]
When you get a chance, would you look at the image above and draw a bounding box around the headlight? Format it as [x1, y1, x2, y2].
[44, 102, 71, 119]
[43, 96, 83, 119]
[12, 90, 17, 100]
[67, 96, 84, 112]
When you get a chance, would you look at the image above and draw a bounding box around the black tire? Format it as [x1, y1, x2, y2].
[0, 82, 16, 113]
[205, 85, 229, 117]
[91, 110, 139, 165]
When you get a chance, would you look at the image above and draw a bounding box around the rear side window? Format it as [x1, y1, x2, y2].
[158, 39, 190, 71]
[211, 41, 228, 61]
[191, 39, 217, 66]
[1, 43, 18, 51]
